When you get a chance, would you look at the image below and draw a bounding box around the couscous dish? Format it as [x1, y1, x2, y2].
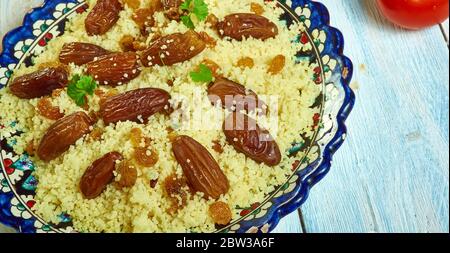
[0, 0, 320, 232]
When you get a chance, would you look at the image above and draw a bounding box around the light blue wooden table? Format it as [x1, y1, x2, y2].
[0, 0, 448, 233]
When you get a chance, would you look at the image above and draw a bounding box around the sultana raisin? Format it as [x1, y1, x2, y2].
[164, 174, 188, 214]
[198, 31, 217, 48]
[202, 59, 221, 77]
[250, 2, 265, 15]
[37, 97, 64, 120]
[116, 161, 137, 188]
[134, 147, 159, 167]
[236, 57, 254, 69]
[209, 201, 232, 225]
[267, 54, 285, 75]
[120, 35, 136, 52]
[212, 140, 224, 154]
[121, 0, 140, 9]
[88, 127, 104, 141]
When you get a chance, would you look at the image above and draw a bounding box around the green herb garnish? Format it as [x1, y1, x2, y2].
[180, 0, 209, 29]
[67, 74, 97, 106]
[190, 64, 213, 83]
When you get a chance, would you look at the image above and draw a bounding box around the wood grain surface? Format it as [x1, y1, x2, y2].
[0, 0, 449, 233]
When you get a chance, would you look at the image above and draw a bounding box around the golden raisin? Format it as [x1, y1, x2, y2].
[120, 35, 136, 52]
[88, 110, 100, 124]
[164, 174, 188, 214]
[237, 57, 255, 69]
[206, 14, 219, 27]
[198, 32, 217, 48]
[37, 97, 64, 120]
[132, 41, 147, 51]
[106, 88, 119, 97]
[81, 97, 90, 111]
[209, 201, 232, 225]
[130, 128, 143, 147]
[116, 161, 137, 188]
[129, 128, 151, 147]
[267, 54, 285, 75]
[134, 147, 159, 167]
[88, 127, 104, 141]
[212, 140, 224, 154]
[121, 0, 140, 9]
[37, 61, 62, 70]
[250, 2, 265, 15]
[167, 130, 178, 142]
[99, 88, 119, 106]
[132, 8, 156, 35]
[94, 88, 105, 96]
[51, 88, 64, 98]
[202, 59, 221, 77]
[25, 140, 35, 156]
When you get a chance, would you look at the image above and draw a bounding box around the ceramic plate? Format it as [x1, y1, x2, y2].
[0, 0, 355, 233]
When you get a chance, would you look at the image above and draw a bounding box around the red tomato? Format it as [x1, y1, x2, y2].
[377, 0, 449, 30]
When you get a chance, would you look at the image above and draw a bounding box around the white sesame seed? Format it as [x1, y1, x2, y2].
[187, 159, 191, 163]
[124, 73, 129, 78]
[132, 69, 137, 74]
[233, 138, 238, 142]
[118, 82, 123, 85]
[147, 56, 152, 61]
[104, 81, 108, 85]
[113, 63, 117, 67]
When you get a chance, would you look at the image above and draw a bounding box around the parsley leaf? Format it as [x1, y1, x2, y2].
[193, 0, 208, 21]
[179, 0, 209, 29]
[190, 64, 213, 83]
[67, 74, 97, 106]
[181, 15, 195, 29]
[180, 0, 192, 10]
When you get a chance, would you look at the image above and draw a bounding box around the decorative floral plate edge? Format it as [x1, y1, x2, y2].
[0, 0, 355, 233]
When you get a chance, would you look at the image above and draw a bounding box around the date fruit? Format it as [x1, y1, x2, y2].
[140, 31, 206, 67]
[37, 112, 93, 162]
[86, 52, 141, 86]
[100, 88, 170, 125]
[85, 0, 123, 36]
[59, 42, 111, 65]
[208, 77, 267, 114]
[80, 152, 123, 199]
[216, 13, 278, 41]
[172, 135, 229, 199]
[161, 0, 182, 20]
[223, 112, 281, 166]
[9, 67, 68, 99]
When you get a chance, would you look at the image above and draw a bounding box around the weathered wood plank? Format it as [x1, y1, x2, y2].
[300, 0, 449, 233]
[441, 20, 449, 43]
[272, 212, 304, 233]
[0, 0, 303, 233]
